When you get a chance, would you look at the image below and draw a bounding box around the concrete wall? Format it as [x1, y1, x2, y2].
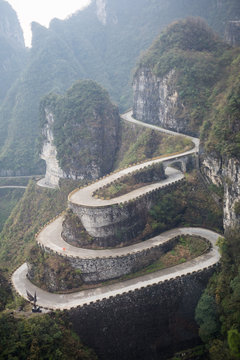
[66, 266, 216, 360]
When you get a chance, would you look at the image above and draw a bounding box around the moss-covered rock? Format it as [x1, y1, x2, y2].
[39, 80, 120, 180]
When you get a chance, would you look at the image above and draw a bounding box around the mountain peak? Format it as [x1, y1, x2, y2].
[0, 0, 25, 47]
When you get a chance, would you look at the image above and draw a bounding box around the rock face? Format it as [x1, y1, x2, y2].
[201, 153, 223, 187]
[39, 80, 120, 187]
[223, 158, 240, 229]
[38, 110, 66, 188]
[201, 153, 240, 229]
[225, 21, 240, 47]
[0, 1, 26, 107]
[133, 68, 191, 135]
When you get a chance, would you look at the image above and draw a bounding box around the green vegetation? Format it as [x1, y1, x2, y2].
[95, 163, 165, 199]
[0, 1, 26, 106]
[39, 80, 119, 177]
[147, 171, 223, 236]
[0, 188, 25, 232]
[0, 179, 82, 273]
[62, 209, 93, 248]
[115, 120, 193, 169]
[27, 245, 83, 292]
[138, 18, 230, 134]
[0, 178, 97, 358]
[1, 0, 240, 174]
[169, 345, 208, 360]
[122, 235, 209, 280]
[0, 270, 12, 311]
[0, 313, 97, 360]
[0, 177, 30, 186]
[234, 201, 240, 216]
[202, 53, 240, 159]
[195, 228, 240, 359]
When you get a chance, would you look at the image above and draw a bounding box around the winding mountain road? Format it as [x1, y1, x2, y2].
[12, 227, 220, 310]
[69, 111, 199, 207]
[11, 111, 221, 310]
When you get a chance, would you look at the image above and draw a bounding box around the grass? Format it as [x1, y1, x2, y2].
[115, 120, 193, 169]
[94, 163, 165, 200]
[0, 188, 25, 232]
[120, 235, 209, 280]
[0, 177, 34, 187]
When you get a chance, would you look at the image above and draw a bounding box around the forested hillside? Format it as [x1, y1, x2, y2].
[0, 0, 240, 175]
[134, 18, 231, 135]
[0, 0, 26, 106]
[132, 16, 240, 359]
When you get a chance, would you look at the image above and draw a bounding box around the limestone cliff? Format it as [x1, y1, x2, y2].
[223, 158, 240, 229]
[132, 18, 228, 137]
[38, 110, 66, 188]
[39, 80, 120, 187]
[133, 68, 190, 134]
[225, 21, 240, 47]
[133, 18, 240, 231]
[0, 1, 26, 107]
[201, 154, 240, 230]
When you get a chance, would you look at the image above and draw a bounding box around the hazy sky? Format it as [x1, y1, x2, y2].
[7, 0, 91, 47]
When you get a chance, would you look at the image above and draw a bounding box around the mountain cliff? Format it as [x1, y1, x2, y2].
[200, 52, 240, 230]
[133, 18, 228, 136]
[39, 80, 120, 186]
[131, 17, 240, 358]
[0, 0, 240, 175]
[0, 0, 26, 106]
[133, 17, 240, 231]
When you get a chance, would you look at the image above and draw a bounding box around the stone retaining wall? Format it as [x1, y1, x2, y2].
[37, 234, 211, 283]
[67, 179, 184, 248]
[38, 236, 181, 283]
[66, 265, 217, 360]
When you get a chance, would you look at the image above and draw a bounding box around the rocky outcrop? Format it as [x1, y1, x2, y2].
[133, 68, 191, 135]
[0, 1, 26, 107]
[225, 21, 240, 47]
[39, 80, 120, 187]
[38, 110, 66, 188]
[223, 158, 240, 229]
[201, 153, 240, 229]
[201, 153, 223, 187]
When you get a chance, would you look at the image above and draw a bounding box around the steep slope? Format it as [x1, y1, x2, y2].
[132, 17, 240, 231]
[0, 0, 240, 175]
[132, 17, 240, 360]
[200, 51, 240, 230]
[133, 18, 229, 136]
[0, 0, 26, 105]
[39, 80, 120, 186]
